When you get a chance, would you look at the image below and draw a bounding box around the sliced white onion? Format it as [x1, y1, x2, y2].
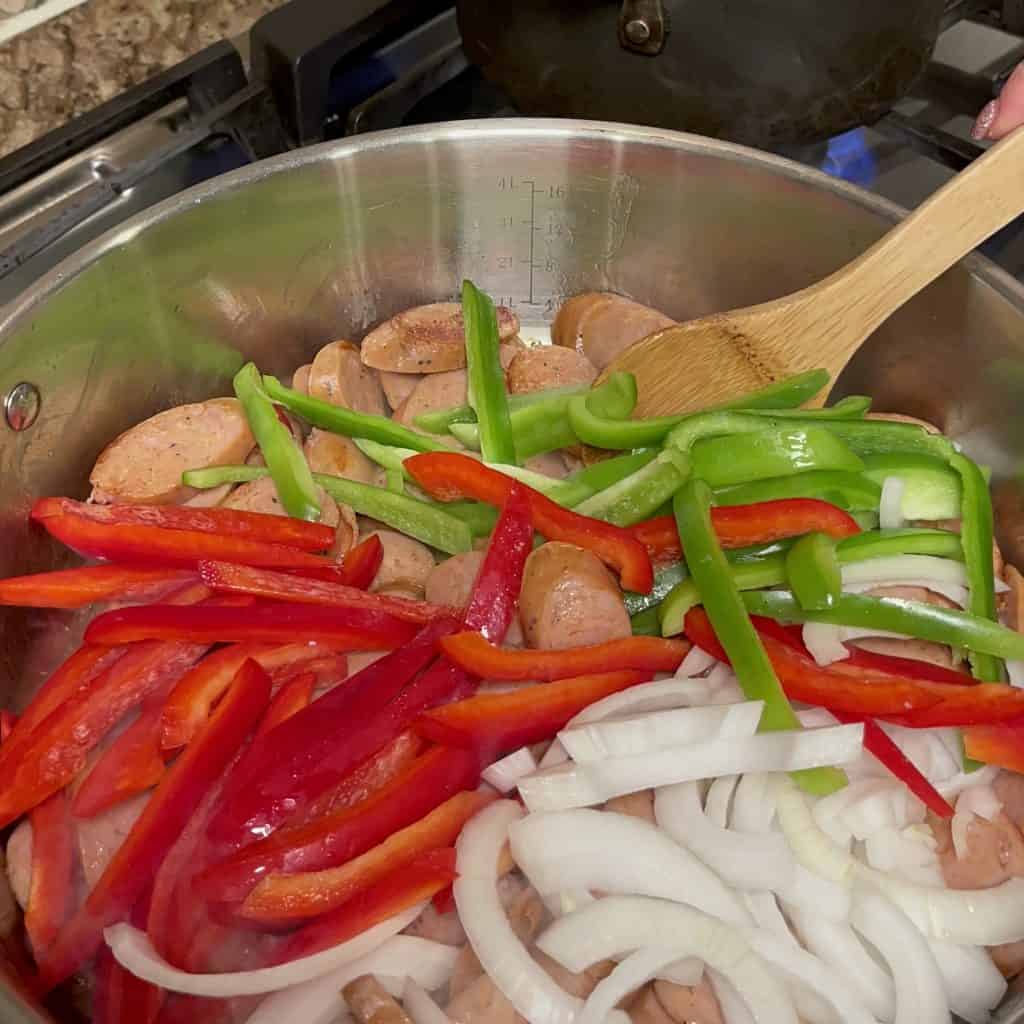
[802, 622, 917, 665]
[402, 978, 452, 1024]
[453, 800, 626, 1024]
[936, 763, 1000, 799]
[729, 773, 778, 834]
[538, 738, 569, 769]
[951, 783, 1002, 861]
[245, 938, 456, 1024]
[774, 865, 852, 923]
[842, 579, 970, 608]
[926, 940, 1007, 1024]
[678, 644, 717, 677]
[1005, 658, 1024, 688]
[105, 907, 424, 998]
[849, 885, 951, 1024]
[559, 702, 763, 763]
[654, 782, 794, 892]
[776, 781, 1024, 945]
[863, 826, 940, 881]
[568, 678, 715, 727]
[742, 893, 798, 947]
[743, 928, 877, 1024]
[709, 972, 758, 1024]
[536, 896, 798, 1024]
[841, 555, 969, 588]
[879, 477, 907, 529]
[704, 664, 745, 704]
[796, 707, 839, 729]
[517, 725, 864, 812]
[482, 747, 538, 793]
[705, 775, 739, 829]
[508, 808, 750, 926]
[786, 906, 896, 1022]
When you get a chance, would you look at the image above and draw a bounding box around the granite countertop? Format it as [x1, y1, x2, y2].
[0, 0, 287, 159]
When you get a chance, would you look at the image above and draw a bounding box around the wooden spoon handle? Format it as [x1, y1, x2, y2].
[806, 126, 1024, 369]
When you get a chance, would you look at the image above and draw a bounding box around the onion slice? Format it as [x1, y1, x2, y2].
[879, 477, 907, 529]
[927, 940, 1006, 1024]
[453, 800, 627, 1024]
[518, 726, 863, 812]
[245, 936, 457, 1024]
[559, 702, 762, 763]
[402, 978, 453, 1024]
[104, 906, 424, 997]
[536, 895, 798, 1024]
[849, 885, 951, 1024]
[841, 555, 968, 588]
[568, 678, 715, 727]
[509, 808, 750, 926]
[482, 747, 538, 793]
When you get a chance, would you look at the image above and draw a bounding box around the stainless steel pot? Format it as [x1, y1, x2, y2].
[2, 120, 1024, 1023]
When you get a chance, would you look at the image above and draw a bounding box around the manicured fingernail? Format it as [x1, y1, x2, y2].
[973, 99, 998, 140]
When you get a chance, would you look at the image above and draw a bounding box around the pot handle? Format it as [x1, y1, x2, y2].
[618, 0, 668, 56]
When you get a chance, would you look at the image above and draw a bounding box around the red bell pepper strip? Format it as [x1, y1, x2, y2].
[239, 791, 491, 924]
[963, 720, 1024, 773]
[24, 791, 74, 953]
[0, 565, 197, 609]
[841, 647, 977, 686]
[832, 712, 954, 818]
[85, 601, 418, 648]
[0, 638, 207, 829]
[415, 670, 652, 759]
[207, 616, 461, 848]
[0, 710, 16, 742]
[36, 658, 271, 991]
[198, 560, 450, 623]
[884, 687, 1024, 727]
[254, 672, 316, 740]
[94, 943, 163, 1024]
[197, 745, 479, 903]
[630, 499, 861, 563]
[72, 701, 169, 818]
[405, 451, 654, 593]
[463, 483, 533, 642]
[336, 533, 384, 588]
[34, 509, 336, 572]
[302, 730, 425, 821]
[273, 848, 458, 963]
[32, 498, 336, 552]
[438, 630, 689, 682]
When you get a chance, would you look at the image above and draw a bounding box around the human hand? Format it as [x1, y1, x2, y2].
[973, 62, 1024, 140]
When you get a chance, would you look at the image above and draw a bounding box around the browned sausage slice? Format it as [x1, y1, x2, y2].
[506, 346, 596, 395]
[552, 293, 675, 372]
[380, 371, 423, 411]
[309, 340, 387, 416]
[342, 975, 413, 1024]
[291, 364, 312, 396]
[364, 528, 435, 598]
[519, 542, 631, 650]
[360, 302, 520, 374]
[393, 370, 468, 427]
[89, 398, 254, 505]
[304, 430, 378, 485]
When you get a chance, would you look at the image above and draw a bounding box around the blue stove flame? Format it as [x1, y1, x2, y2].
[819, 128, 877, 188]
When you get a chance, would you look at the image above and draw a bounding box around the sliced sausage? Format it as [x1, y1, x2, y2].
[304, 429, 377, 485]
[519, 542, 631, 650]
[425, 551, 483, 610]
[342, 975, 413, 1024]
[180, 482, 234, 508]
[933, 808, 1024, 890]
[309, 340, 387, 416]
[995, 771, 1024, 829]
[89, 398, 254, 505]
[523, 452, 570, 479]
[506, 346, 596, 395]
[552, 293, 675, 372]
[403, 903, 466, 946]
[291, 363, 312, 396]
[604, 790, 656, 825]
[5, 821, 31, 910]
[365, 528, 435, 598]
[1004, 564, 1024, 634]
[652, 979, 725, 1024]
[394, 370, 468, 427]
[380, 371, 423, 411]
[866, 412, 943, 434]
[852, 585, 961, 668]
[531, 949, 614, 1000]
[360, 302, 520, 374]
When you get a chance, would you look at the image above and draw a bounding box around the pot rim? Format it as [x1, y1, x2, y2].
[1, 117, 1022, 337]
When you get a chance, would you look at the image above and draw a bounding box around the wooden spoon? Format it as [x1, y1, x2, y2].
[605, 128, 1024, 418]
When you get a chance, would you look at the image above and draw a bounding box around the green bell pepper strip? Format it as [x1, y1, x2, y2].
[354, 439, 417, 476]
[385, 468, 405, 494]
[688, 426, 864, 488]
[658, 528, 967, 638]
[713, 471, 881, 512]
[672, 479, 846, 796]
[851, 511, 880, 531]
[743, 590, 1024, 662]
[860, 453, 961, 521]
[182, 465, 266, 489]
[262, 375, 448, 454]
[630, 606, 663, 636]
[948, 452, 1004, 682]
[462, 280, 516, 465]
[567, 368, 834, 450]
[179, 464, 471, 554]
[786, 532, 841, 611]
[738, 395, 872, 420]
[624, 561, 689, 617]
[568, 449, 660, 493]
[443, 501, 499, 538]
[233, 363, 321, 522]
[667, 409, 873, 455]
[413, 383, 589, 435]
[484, 464, 592, 505]
[822, 419, 955, 460]
[574, 450, 691, 527]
